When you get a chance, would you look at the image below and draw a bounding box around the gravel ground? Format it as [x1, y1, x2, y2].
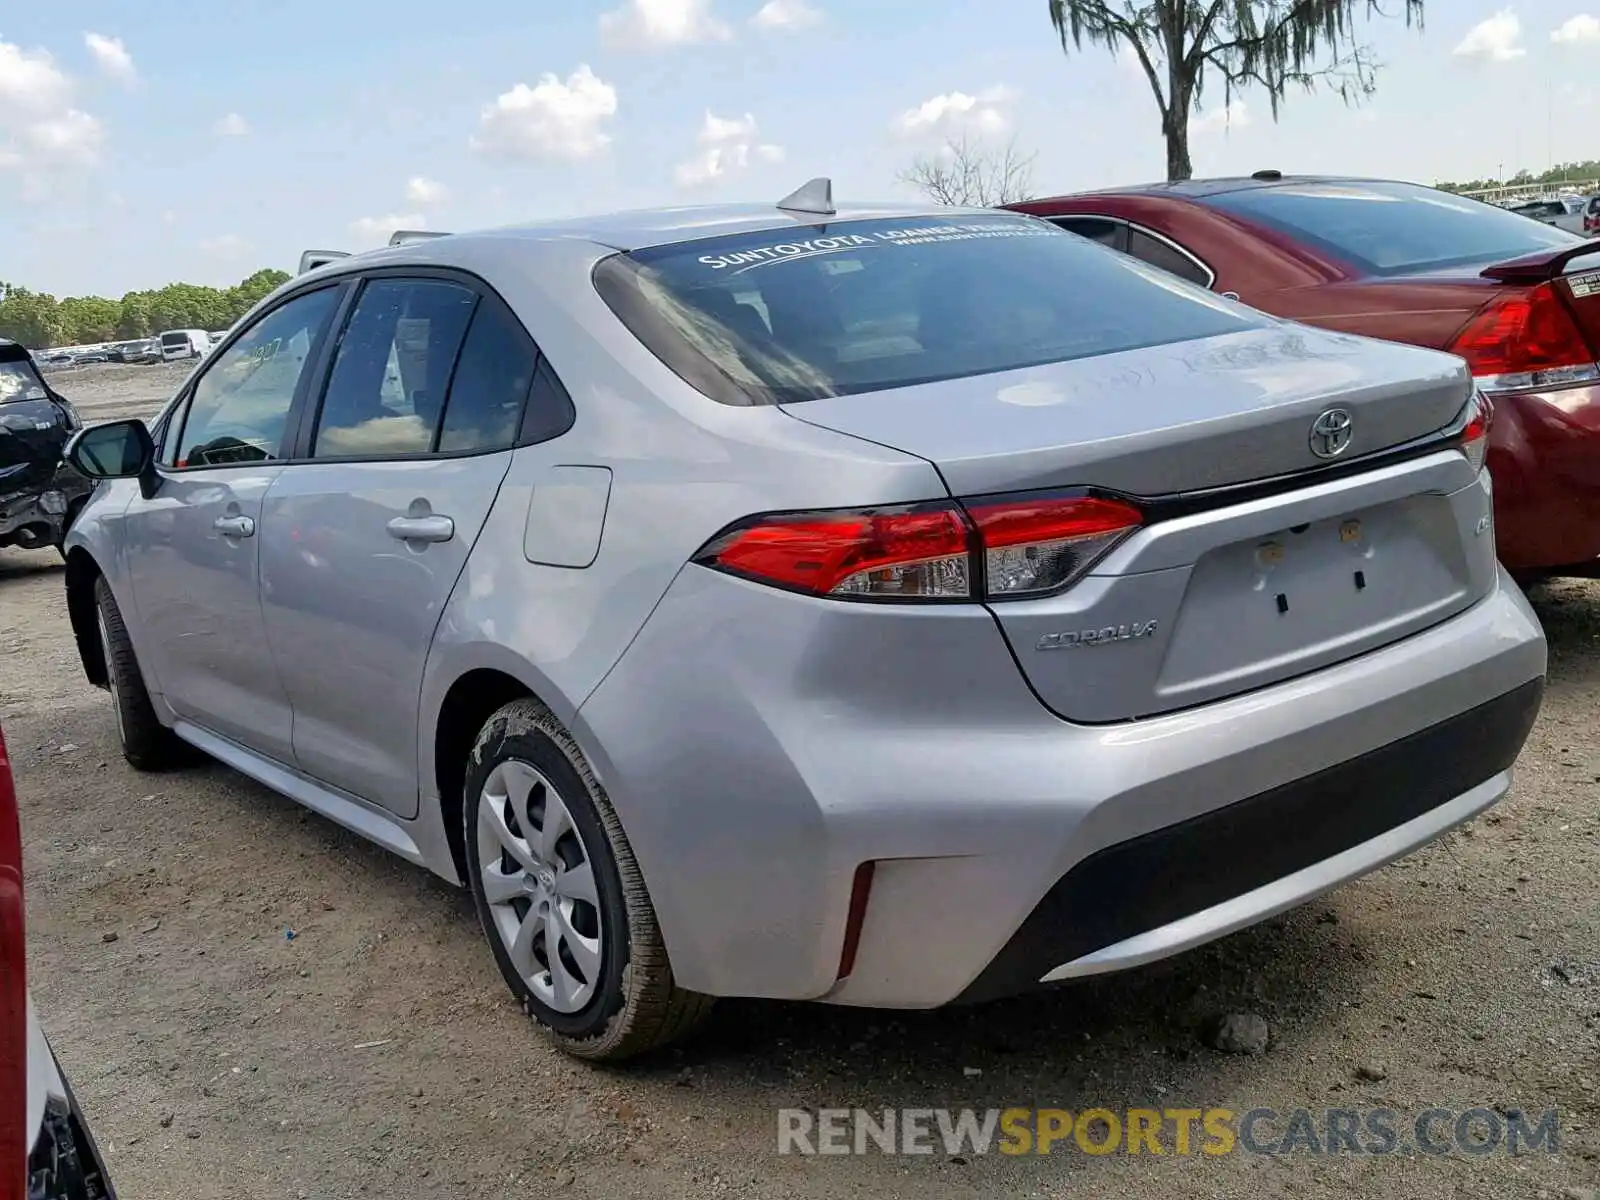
[2, 363, 1597, 1199]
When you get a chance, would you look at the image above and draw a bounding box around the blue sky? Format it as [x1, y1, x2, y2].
[3, 1, 1598, 297]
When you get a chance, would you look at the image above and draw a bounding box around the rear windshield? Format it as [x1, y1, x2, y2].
[1202, 181, 1582, 276]
[593, 214, 1263, 405]
[160, 333, 189, 347]
[0, 359, 48, 403]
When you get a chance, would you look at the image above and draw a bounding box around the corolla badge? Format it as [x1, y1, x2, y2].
[1037, 620, 1159, 651]
[1308, 407, 1354, 460]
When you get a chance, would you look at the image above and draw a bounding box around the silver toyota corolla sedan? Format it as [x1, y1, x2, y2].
[59, 184, 1546, 1061]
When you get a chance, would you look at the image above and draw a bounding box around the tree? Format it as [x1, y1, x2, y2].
[899, 135, 1039, 207]
[0, 268, 296, 348]
[1046, 1, 1424, 181]
[56, 296, 121, 344]
[0, 287, 65, 349]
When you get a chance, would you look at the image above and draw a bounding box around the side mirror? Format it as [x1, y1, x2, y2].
[66, 419, 154, 481]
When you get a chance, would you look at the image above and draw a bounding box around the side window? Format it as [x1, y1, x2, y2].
[311, 278, 477, 459]
[436, 302, 538, 453]
[1126, 229, 1212, 287]
[520, 358, 577, 446]
[1051, 217, 1128, 252]
[174, 287, 339, 468]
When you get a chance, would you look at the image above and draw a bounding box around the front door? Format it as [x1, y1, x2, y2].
[122, 286, 343, 760]
[260, 277, 535, 816]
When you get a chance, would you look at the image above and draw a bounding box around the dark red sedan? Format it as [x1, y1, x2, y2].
[1009, 176, 1600, 577]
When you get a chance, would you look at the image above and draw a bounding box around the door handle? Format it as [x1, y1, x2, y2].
[213, 514, 255, 538]
[386, 514, 455, 543]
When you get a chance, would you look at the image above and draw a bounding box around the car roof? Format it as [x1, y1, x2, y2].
[1028, 174, 1437, 204]
[299, 199, 1011, 286]
[455, 200, 1004, 251]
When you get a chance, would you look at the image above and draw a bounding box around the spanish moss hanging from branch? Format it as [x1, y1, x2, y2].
[1046, 1, 1425, 181]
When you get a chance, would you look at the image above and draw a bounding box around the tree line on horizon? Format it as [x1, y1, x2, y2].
[1435, 160, 1600, 195]
[0, 268, 292, 351]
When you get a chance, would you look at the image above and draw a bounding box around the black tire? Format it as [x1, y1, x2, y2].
[462, 697, 713, 1061]
[93, 576, 188, 771]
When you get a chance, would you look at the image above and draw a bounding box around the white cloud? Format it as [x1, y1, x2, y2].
[199, 234, 251, 258]
[17, 109, 103, 165]
[600, 0, 732, 49]
[1453, 10, 1525, 61]
[350, 212, 425, 247]
[83, 33, 136, 85]
[751, 0, 821, 31]
[0, 36, 103, 186]
[1189, 100, 1252, 135]
[213, 112, 249, 137]
[0, 38, 72, 116]
[1552, 14, 1600, 44]
[472, 65, 618, 161]
[674, 109, 783, 187]
[405, 175, 449, 205]
[891, 86, 1019, 141]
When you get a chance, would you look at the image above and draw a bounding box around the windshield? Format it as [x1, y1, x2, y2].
[0, 358, 48, 404]
[594, 214, 1263, 405]
[1202, 181, 1582, 276]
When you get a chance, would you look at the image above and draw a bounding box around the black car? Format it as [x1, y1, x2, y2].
[0, 340, 92, 554]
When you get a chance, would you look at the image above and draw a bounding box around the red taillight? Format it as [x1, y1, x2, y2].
[966, 494, 1144, 598]
[1459, 391, 1493, 472]
[696, 504, 973, 599]
[694, 492, 1143, 602]
[1447, 283, 1600, 394]
[0, 726, 24, 1200]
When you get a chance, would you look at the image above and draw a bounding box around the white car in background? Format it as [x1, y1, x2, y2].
[1508, 194, 1590, 233]
[156, 329, 214, 361]
[1, 723, 118, 1197]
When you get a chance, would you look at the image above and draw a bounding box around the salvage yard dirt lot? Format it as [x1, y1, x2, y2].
[2, 362, 1598, 1199]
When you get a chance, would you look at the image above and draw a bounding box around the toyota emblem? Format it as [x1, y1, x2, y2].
[1308, 407, 1354, 460]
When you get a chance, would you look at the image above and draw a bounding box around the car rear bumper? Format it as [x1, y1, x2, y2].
[1487, 384, 1600, 572]
[0, 467, 92, 549]
[28, 1000, 117, 1199]
[576, 564, 1546, 1007]
[956, 678, 1538, 1001]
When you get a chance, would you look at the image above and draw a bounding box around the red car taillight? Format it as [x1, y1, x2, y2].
[1447, 282, 1600, 394]
[0, 726, 24, 1200]
[1459, 391, 1493, 472]
[693, 492, 1143, 602]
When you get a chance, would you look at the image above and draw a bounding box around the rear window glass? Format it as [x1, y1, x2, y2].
[593, 215, 1262, 405]
[160, 333, 188, 347]
[1203, 182, 1581, 276]
[0, 359, 47, 403]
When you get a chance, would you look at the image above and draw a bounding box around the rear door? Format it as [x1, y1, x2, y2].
[259, 272, 540, 816]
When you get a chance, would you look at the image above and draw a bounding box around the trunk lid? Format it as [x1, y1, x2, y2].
[785, 324, 1492, 724]
[1475, 241, 1600, 357]
[780, 324, 1471, 498]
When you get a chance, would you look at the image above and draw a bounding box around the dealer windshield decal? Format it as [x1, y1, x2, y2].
[696, 222, 1057, 275]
